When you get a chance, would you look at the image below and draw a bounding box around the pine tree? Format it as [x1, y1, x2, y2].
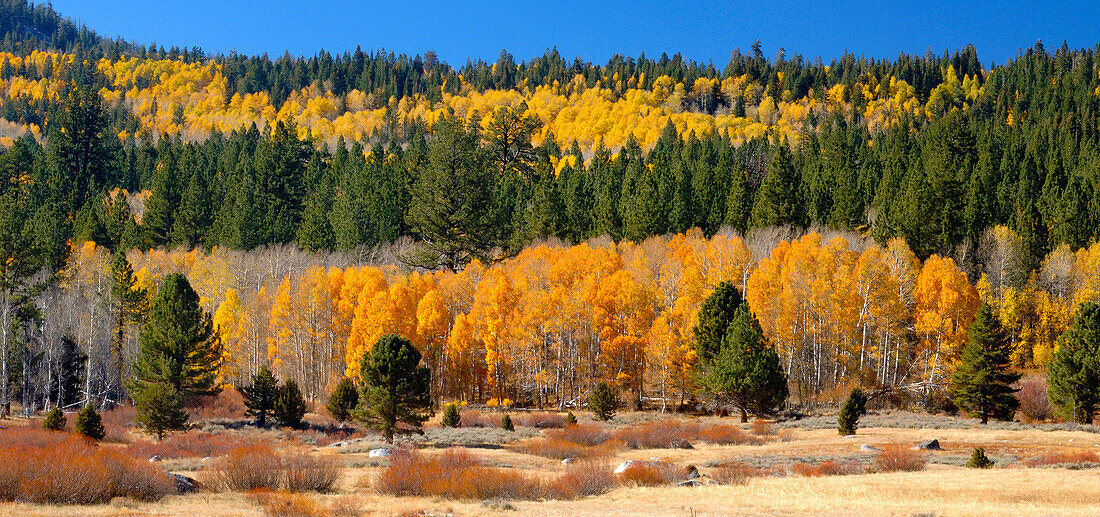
[564, 411, 577, 426]
[133, 381, 189, 440]
[326, 377, 359, 423]
[43, 407, 65, 432]
[693, 281, 746, 364]
[441, 403, 461, 428]
[501, 414, 514, 431]
[74, 404, 105, 441]
[240, 365, 279, 427]
[356, 334, 432, 443]
[966, 447, 995, 469]
[950, 303, 1021, 424]
[750, 142, 803, 229]
[700, 304, 788, 422]
[588, 380, 617, 421]
[109, 250, 145, 400]
[1048, 302, 1100, 423]
[128, 273, 221, 403]
[274, 380, 307, 428]
[837, 387, 868, 435]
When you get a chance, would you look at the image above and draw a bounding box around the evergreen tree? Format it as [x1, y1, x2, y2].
[109, 249, 145, 400]
[133, 381, 189, 439]
[405, 116, 504, 271]
[240, 365, 278, 427]
[1048, 302, 1100, 423]
[693, 281, 746, 365]
[43, 407, 65, 432]
[950, 303, 1021, 424]
[564, 411, 577, 426]
[441, 402, 461, 428]
[700, 304, 788, 422]
[500, 414, 514, 431]
[326, 376, 359, 423]
[588, 380, 617, 421]
[74, 403, 105, 441]
[127, 273, 221, 403]
[274, 379, 307, 428]
[837, 387, 868, 435]
[966, 447, 995, 469]
[356, 334, 432, 443]
[750, 142, 802, 228]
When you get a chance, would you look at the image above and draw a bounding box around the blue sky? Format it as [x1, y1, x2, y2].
[49, 1, 1100, 67]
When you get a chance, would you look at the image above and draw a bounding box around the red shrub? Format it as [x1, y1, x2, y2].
[376, 448, 539, 500]
[251, 490, 321, 517]
[282, 452, 341, 492]
[515, 412, 566, 429]
[750, 420, 775, 437]
[613, 420, 698, 449]
[459, 410, 497, 428]
[697, 424, 765, 445]
[0, 429, 175, 504]
[190, 387, 247, 421]
[711, 462, 766, 485]
[551, 423, 611, 446]
[615, 461, 687, 486]
[1024, 451, 1100, 467]
[207, 444, 285, 491]
[511, 436, 621, 460]
[791, 460, 863, 477]
[1015, 379, 1053, 423]
[543, 460, 614, 499]
[875, 445, 926, 472]
[100, 405, 136, 443]
[128, 431, 249, 459]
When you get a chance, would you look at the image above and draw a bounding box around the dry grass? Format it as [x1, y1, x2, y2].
[790, 460, 864, 477]
[251, 490, 321, 517]
[874, 444, 926, 472]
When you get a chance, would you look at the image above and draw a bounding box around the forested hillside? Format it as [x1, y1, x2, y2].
[2, 0, 1100, 416]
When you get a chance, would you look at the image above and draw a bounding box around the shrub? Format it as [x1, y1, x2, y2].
[711, 462, 765, 485]
[512, 437, 620, 460]
[542, 460, 614, 499]
[589, 381, 617, 421]
[43, 407, 66, 432]
[441, 403, 461, 428]
[207, 444, 343, 492]
[614, 419, 697, 449]
[275, 380, 308, 429]
[967, 447, 995, 469]
[0, 430, 175, 504]
[74, 404, 105, 441]
[282, 452, 341, 492]
[875, 445, 926, 472]
[837, 387, 868, 435]
[501, 414, 515, 431]
[750, 419, 775, 437]
[456, 409, 495, 428]
[790, 460, 863, 477]
[697, 424, 765, 445]
[251, 490, 321, 517]
[127, 431, 249, 459]
[1015, 378, 1053, 423]
[191, 386, 247, 421]
[615, 461, 689, 486]
[1023, 451, 1100, 467]
[564, 411, 578, 426]
[100, 404, 137, 443]
[207, 444, 285, 491]
[515, 411, 565, 429]
[554, 423, 611, 446]
[326, 378, 359, 423]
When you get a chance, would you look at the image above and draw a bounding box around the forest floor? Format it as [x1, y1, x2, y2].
[6, 410, 1100, 516]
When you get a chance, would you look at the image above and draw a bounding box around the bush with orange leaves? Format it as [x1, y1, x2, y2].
[128, 430, 250, 459]
[711, 461, 766, 485]
[511, 423, 622, 460]
[874, 445, 926, 472]
[376, 448, 613, 500]
[206, 444, 340, 492]
[1023, 451, 1100, 467]
[251, 490, 322, 517]
[615, 461, 692, 486]
[0, 428, 175, 504]
[790, 460, 863, 477]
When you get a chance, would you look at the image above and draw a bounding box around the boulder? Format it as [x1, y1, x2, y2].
[842, 434, 857, 439]
[667, 439, 694, 450]
[684, 465, 699, 479]
[368, 447, 393, 458]
[561, 457, 575, 465]
[614, 460, 641, 474]
[913, 439, 941, 450]
[860, 444, 881, 452]
[170, 473, 201, 494]
[148, 454, 161, 462]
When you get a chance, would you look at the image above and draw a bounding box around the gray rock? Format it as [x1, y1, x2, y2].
[913, 439, 941, 450]
[170, 473, 201, 494]
[562, 457, 575, 465]
[842, 434, 857, 439]
[667, 439, 694, 449]
[368, 447, 393, 458]
[860, 444, 881, 452]
[148, 454, 161, 462]
[685, 465, 699, 479]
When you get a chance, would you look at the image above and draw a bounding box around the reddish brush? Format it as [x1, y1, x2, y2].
[711, 461, 766, 485]
[697, 424, 765, 445]
[128, 431, 249, 459]
[1024, 451, 1100, 467]
[875, 445, 926, 472]
[613, 420, 698, 449]
[791, 460, 863, 477]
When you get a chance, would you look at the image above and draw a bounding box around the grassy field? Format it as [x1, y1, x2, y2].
[5, 411, 1100, 516]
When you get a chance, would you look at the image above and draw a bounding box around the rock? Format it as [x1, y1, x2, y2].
[860, 444, 881, 452]
[667, 439, 694, 449]
[368, 448, 393, 458]
[148, 454, 161, 462]
[842, 434, 857, 439]
[685, 465, 699, 479]
[330, 440, 348, 448]
[170, 473, 201, 494]
[200, 456, 211, 462]
[561, 458, 575, 465]
[675, 478, 716, 487]
[614, 460, 641, 474]
[913, 439, 941, 451]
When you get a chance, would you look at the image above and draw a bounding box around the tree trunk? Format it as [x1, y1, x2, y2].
[740, 407, 748, 423]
